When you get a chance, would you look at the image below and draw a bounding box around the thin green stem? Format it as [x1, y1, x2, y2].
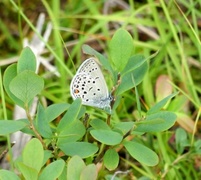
[25, 104, 46, 149]
[0, 68, 14, 170]
[191, 108, 201, 146]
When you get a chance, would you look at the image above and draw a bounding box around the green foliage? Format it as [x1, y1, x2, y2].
[3, 64, 24, 107]
[0, 170, 20, 180]
[134, 111, 176, 132]
[57, 120, 86, 144]
[9, 70, 44, 107]
[14, 138, 64, 180]
[110, 28, 134, 72]
[56, 98, 83, 131]
[116, 54, 148, 95]
[90, 129, 123, 145]
[103, 149, 119, 170]
[3, 47, 44, 108]
[17, 47, 37, 73]
[0, 30, 179, 179]
[175, 128, 189, 154]
[20, 138, 44, 172]
[1, 1, 200, 177]
[67, 156, 97, 180]
[113, 122, 134, 135]
[38, 160, 65, 180]
[45, 103, 70, 123]
[59, 142, 98, 158]
[0, 120, 26, 135]
[35, 103, 53, 138]
[124, 141, 159, 166]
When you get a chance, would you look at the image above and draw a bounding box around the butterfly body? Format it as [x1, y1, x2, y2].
[70, 58, 111, 112]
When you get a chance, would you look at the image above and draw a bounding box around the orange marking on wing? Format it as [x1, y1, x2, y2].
[74, 89, 80, 94]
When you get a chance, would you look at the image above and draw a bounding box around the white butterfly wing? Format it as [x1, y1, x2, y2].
[70, 58, 111, 109]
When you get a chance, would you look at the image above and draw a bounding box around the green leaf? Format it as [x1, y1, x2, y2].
[80, 164, 98, 180]
[134, 111, 177, 133]
[110, 29, 133, 71]
[9, 70, 44, 106]
[3, 64, 24, 107]
[175, 128, 189, 154]
[116, 55, 148, 95]
[59, 142, 98, 158]
[113, 122, 134, 135]
[35, 103, 53, 138]
[42, 150, 53, 167]
[17, 47, 37, 73]
[16, 162, 38, 180]
[124, 141, 159, 166]
[167, 94, 187, 112]
[90, 130, 123, 145]
[38, 160, 65, 180]
[19, 119, 35, 136]
[147, 92, 178, 114]
[0, 170, 20, 180]
[122, 54, 148, 75]
[58, 165, 67, 180]
[194, 140, 201, 153]
[45, 103, 70, 122]
[22, 138, 44, 172]
[57, 98, 82, 131]
[57, 120, 86, 145]
[0, 120, 26, 135]
[90, 119, 111, 130]
[103, 149, 119, 171]
[67, 156, 86, 180]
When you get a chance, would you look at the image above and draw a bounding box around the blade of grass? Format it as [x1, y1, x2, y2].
[0, 68, 14, 171]
[10, 0, 73, 77]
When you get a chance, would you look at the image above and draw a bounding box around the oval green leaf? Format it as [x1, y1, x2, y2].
[38, 160, 65, 180]
[80, 164, 98, 180]
[35, 103, 52, 138]
[110, 29, 133, 72]
[22, 138, 44, 172]
[134, 111, 177, 133]
[103, 149, 119, 170]
[147, 92, 178, 114]
[17, 47, 37, 73]
[124, 141, 159, 166]
[90, 119, 111, 130]
[3, 64, 24, 107]
[59, 142, 98, 158]
[57, 121, 86, 145]
[113, 122, 134, 135]
[90, 130, 123, 145]
[0, 120, 26, 135]
[9, 70, 44, 106]
[116, 55, 148, 95]
[57, 98, 82, 131]
[16, 162, 38, 180]
[45, 103, 70, 122]
[0, 170, 20, 180]
[67, 156, 86, 180]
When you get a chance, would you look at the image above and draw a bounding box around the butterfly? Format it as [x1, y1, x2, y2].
[70, 57, 112, 112]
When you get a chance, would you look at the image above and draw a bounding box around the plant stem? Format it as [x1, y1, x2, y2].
[25, 104, 46, 149]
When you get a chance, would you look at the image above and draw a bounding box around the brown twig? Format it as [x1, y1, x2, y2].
[0, 142, 15, 161]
